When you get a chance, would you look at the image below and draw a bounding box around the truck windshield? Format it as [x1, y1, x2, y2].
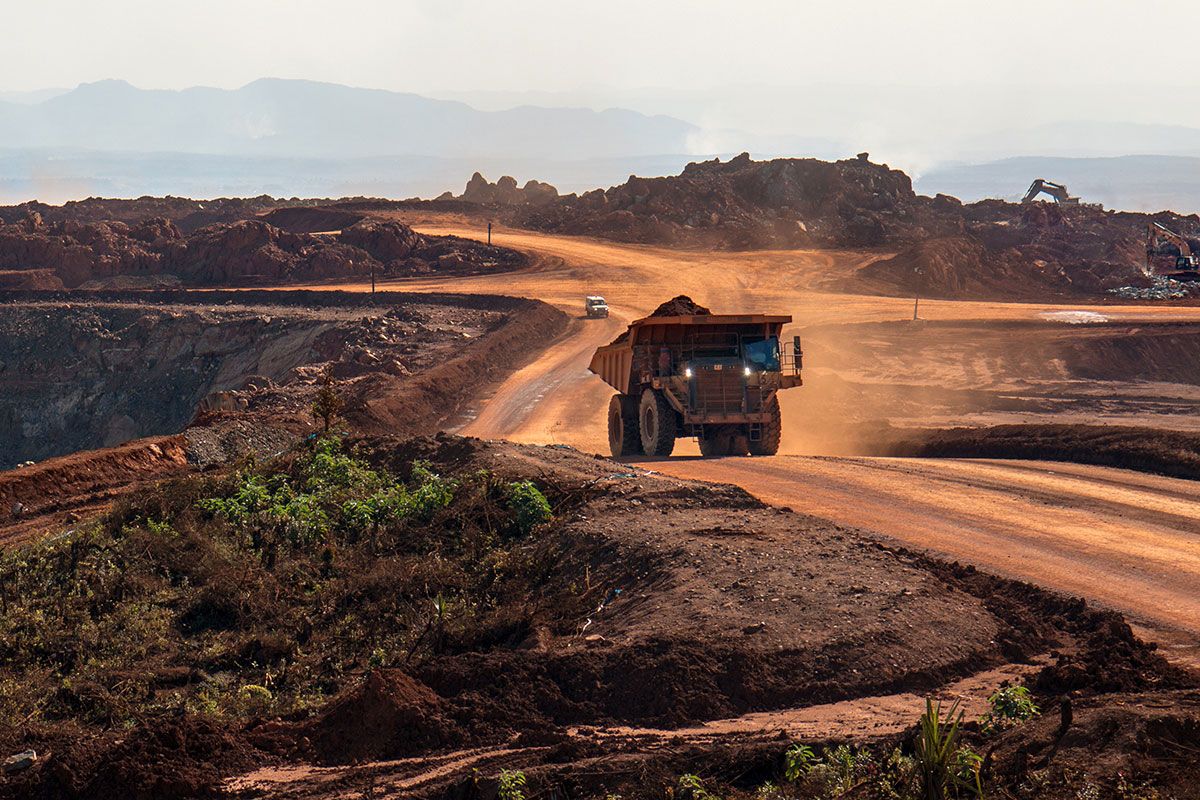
[743, 337, 780, 371]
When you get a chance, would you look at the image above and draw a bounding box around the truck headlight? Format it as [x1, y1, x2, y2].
[744, 366, 753, 377]
[684, 367, 693, 379]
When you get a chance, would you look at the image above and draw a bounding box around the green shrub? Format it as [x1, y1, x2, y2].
[981, 685, 1039, 732]
[677, 774, 721, 800]
[784, 743, 817, 782]
[238, 684, 273, 713]
[498, 769, 527, 800]
[406, 461, 457, 520]
[506, 480, 552, 535]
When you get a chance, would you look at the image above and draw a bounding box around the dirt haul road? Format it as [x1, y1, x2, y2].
[303, 220, 1200, 664]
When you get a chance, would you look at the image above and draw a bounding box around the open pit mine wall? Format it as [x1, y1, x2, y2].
[0, 289, 567, 470]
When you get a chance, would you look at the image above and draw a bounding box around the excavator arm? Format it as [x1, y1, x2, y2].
[1022, 178, 1078, 204]
[1147, 222, 1192, 258]
[1021, 180, 1044, 203]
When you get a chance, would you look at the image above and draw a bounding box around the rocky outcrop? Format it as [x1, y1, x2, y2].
[458, 172, 560, 206]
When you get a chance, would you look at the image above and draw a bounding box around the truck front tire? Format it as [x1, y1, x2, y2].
[639, 389, 676, 457]
[747, 397, 782, 456]
[608, 394, 642, 457]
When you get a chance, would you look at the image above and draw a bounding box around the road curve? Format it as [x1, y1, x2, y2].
[335, 220, 1200, 663]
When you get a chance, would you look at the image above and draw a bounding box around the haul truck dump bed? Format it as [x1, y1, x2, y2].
[589, 305, 802, 458]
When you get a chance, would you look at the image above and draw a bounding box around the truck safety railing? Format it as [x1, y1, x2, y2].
[780, 335, 803, 375]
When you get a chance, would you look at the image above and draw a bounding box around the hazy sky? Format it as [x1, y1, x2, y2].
[4, 0, 1197, 94]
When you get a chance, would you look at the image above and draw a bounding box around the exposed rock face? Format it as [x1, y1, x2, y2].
[0, 304, 336, 467]
[0, 216, 523, 288]
[0, 292, 566, 470]
[458, 172, 560, 206]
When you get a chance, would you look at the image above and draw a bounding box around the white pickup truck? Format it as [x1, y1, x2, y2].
[584, 296, 610, 318]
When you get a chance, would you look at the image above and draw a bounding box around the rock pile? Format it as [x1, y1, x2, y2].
[1108, 276, 1200, 300]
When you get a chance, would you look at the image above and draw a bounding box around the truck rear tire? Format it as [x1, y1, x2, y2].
[608, 394, 642, 457]
[639, 388, 676, 457]
[748, 397, 782, 456]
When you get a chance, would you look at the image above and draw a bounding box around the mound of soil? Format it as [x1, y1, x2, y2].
[1037, 615, 1193, 696]
[5, 434, 1197, 798]
[902, 555, 1190, 696]
[1, 716, 263, 800]
[367, 436, 1185, 726]
[856, 222, 1148, 300]
[301, 670, 460, 764]
[0, 268, 63, 290]
[649, 294, 711, 317]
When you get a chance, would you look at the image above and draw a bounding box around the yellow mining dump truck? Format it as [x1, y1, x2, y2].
[589, 310, 802, 458]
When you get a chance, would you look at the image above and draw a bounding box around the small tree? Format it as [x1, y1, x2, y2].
[311, 370, 345, 433]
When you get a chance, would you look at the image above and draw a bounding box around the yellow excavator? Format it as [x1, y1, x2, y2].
[1021, 178, 1080, 205]
[1146, 221, 1200, 278]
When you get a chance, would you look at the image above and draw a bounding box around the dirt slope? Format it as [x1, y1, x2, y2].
[207, 437, 1189, 800]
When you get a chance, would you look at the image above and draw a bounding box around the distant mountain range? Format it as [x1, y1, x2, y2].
[917, 155, 1200, 214]
[0, 79, 699, 160]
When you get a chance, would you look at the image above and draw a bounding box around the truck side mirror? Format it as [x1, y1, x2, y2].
[793, 335, 803, 371]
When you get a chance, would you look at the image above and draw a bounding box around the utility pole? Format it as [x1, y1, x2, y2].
[487, 221, 492, 246]
[912, 266, 921, 320]
[370, 262, 376, 295]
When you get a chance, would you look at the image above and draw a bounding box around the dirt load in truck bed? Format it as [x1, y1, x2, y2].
[649, 294, 712, 317]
